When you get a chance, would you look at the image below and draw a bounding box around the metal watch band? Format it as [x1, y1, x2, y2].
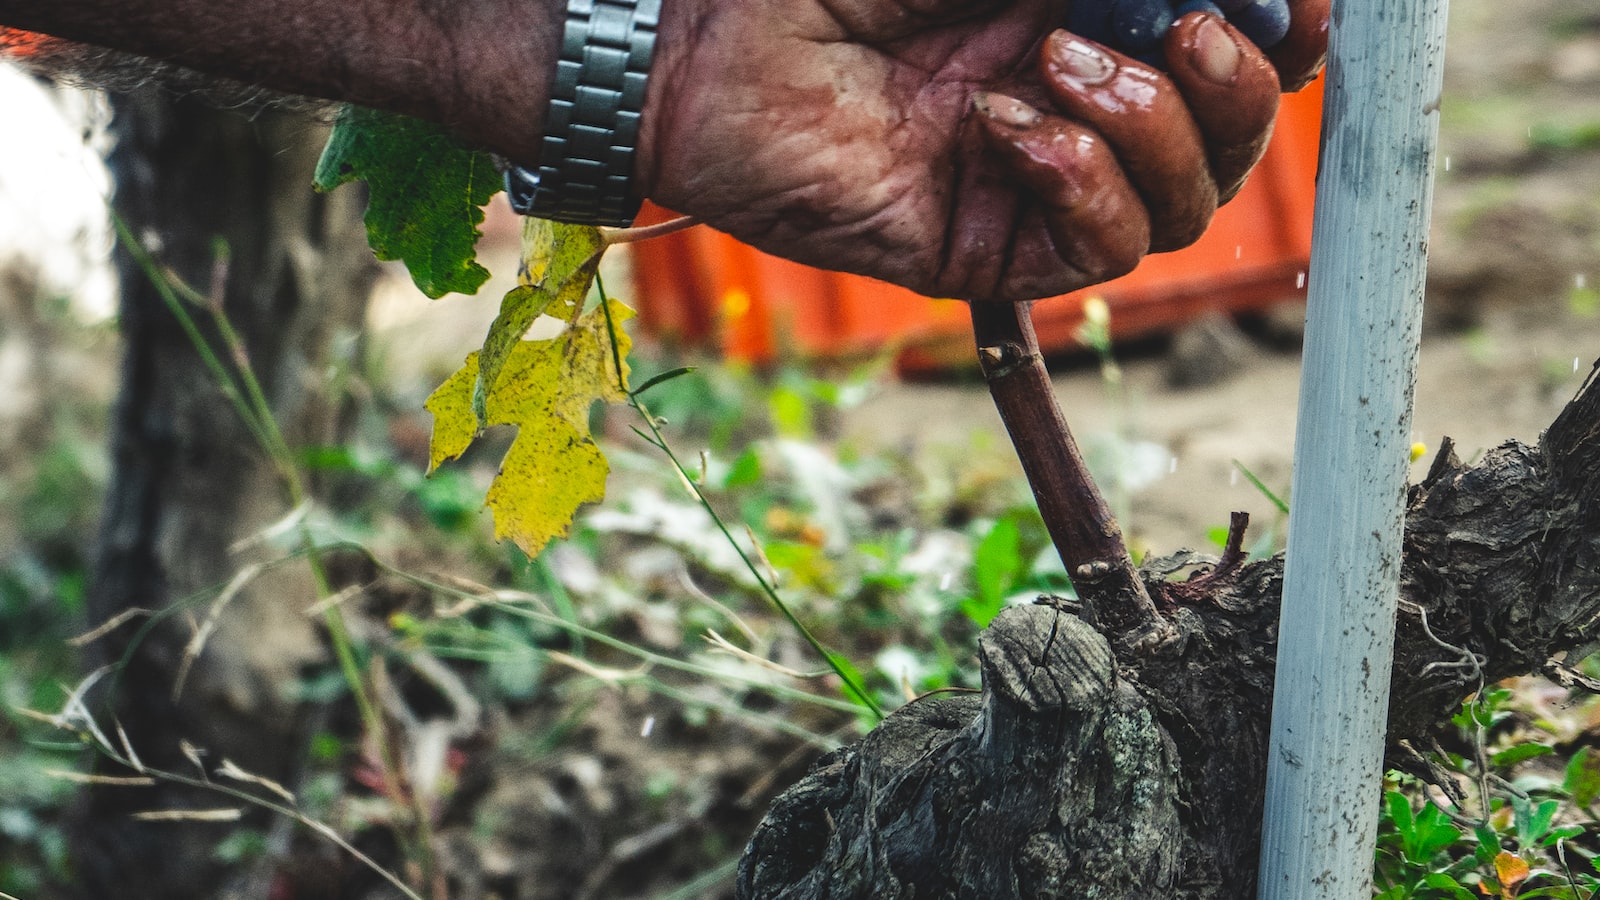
[504, 0, 660, 227]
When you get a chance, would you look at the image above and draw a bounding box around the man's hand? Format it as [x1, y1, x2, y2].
[640, 0, 1329, 301]
[0, 0, 1329, 303]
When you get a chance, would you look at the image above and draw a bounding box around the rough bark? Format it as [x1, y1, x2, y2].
[738, 364, 1600, 898]
[72, 89, 375, 899]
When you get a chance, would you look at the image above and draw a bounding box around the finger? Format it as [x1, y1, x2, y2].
[1038, 31, 1215, 252]
[1163, 12, 1282, 201]
[1267, 0, 1330, 91]
[973, 92, 1151, 296]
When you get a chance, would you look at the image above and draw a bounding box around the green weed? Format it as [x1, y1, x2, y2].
[1376, 685, 1600, 899]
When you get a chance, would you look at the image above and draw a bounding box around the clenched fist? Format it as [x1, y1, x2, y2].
[642, 0, 1328, 301]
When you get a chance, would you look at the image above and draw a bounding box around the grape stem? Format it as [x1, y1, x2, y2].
[599, 215, 699, 246]
[969, 301, 1164, 641]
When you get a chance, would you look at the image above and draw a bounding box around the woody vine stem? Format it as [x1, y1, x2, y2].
[969, 300, 1163, 638]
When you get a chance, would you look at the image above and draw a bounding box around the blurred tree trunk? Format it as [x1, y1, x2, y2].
[71, 88, 377, 899]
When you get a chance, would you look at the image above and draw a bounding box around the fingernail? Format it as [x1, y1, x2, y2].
[1192, 17, 1242, 84]
[973, 91, 1043, 128]
[1047, 33, 1116, 87]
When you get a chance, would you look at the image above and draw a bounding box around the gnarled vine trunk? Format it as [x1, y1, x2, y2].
[739, 361, 1600, 898]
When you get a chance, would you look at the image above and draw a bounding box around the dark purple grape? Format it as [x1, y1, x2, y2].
[1062, 0, 1287, 71]
[1068, 1, 1118, 46]
[1129, 46, 1168, 68]
[1228, 0, 1290, 48]
[1172, 0, 1226, 19]
[1111, 0, 1176, 51]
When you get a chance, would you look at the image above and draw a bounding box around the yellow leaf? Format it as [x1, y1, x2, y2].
[425, 355, 485, 471]
[424, 296, 633, 557]
[1494, 850, 1530, 897]
[517, 216, 588, 288]
[474, 219, 604, 425]
[485, 414, 609, 552]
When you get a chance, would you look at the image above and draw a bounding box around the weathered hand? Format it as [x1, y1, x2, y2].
[639, 0, 1329, 302]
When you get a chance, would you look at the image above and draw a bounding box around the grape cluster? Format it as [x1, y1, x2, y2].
[1068, 0, 1291, 67]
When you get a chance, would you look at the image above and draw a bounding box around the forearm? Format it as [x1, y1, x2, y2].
[0, 0, 562, 162]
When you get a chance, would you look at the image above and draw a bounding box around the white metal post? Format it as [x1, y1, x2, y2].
[1256, 1, 1451, 897]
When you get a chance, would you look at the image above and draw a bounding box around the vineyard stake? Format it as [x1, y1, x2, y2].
[1256, 0, 1450, 896]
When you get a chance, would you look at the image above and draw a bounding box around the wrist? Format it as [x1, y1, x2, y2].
[434, 0, 568, 164]
[0, 0, 568, 165]
[632, 1, 690, 206]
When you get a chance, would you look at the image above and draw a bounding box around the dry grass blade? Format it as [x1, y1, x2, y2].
[400, 649, 482, 736]
[701, 630, 811, 679]
[130, 808, 243, 822]
[303, 581, 365, 617]
[51, 666, 117, 751]
[13, 706, 65, 727]
[68, 606, 155, 647]
[678, 567, 761, 645]
[179, 739, 208, 778]
[28, 677, 427, 900]
[743, 525, 782, 588]
[172, 563, 263, 701]
[116, 720, 145, 773]
[546, 650, 646, 685]
[227, 499, 310, 553]
[43, 769, 156, 787]
[216, 758, 296, 805]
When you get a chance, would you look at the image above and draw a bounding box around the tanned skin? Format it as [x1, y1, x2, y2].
[0, 0, 1329, 302]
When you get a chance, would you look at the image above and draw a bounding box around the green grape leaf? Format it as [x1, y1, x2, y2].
[425, 293, 632, 557]
[313, 105, 499, 298]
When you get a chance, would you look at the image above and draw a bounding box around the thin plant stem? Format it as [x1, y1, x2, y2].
[38, 713, 424, 900]
[202, 302, 442, 883]
[599, 214, 698, 246]
[114, 218, 434, 885]
[280, 543, 854, 746]
[595, 274, 883, 720]
[657, 855, 741, 900]
[484, 596, 865, 719]
[311, 542, 866, 722]
[112, 217, 275, 454]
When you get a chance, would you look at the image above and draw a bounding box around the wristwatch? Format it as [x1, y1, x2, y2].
[504, 0, 661, 227]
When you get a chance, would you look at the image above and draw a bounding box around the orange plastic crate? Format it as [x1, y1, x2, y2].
[628, 76, 1323, 369]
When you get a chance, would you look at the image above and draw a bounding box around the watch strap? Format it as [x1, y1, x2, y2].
[504, 0, 661, 226]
